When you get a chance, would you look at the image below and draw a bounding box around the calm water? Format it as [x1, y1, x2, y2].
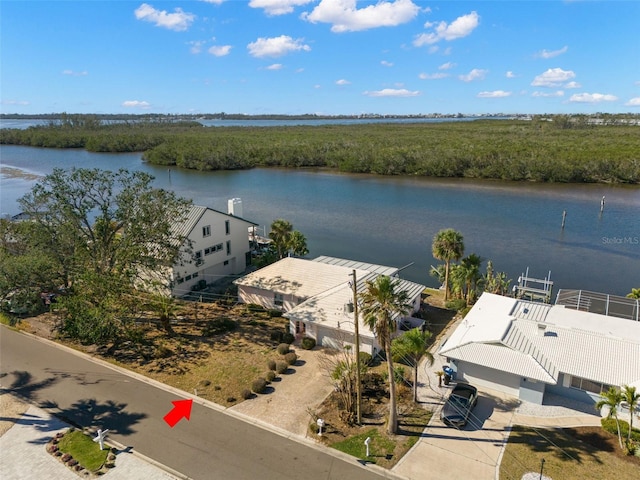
[1, 145, 639, 296]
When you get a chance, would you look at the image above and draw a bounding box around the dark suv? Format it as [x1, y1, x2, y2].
[440, 383, 478, 427]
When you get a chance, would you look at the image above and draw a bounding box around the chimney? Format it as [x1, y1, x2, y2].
[227, 198, 243, 217]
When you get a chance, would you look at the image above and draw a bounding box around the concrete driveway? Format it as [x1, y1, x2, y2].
[393, 386, 518, 480]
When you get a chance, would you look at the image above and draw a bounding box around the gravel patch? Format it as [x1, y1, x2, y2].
[516, 392, 600, 418]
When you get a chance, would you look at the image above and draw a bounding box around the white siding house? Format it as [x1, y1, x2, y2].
[234, 256, 427, 356]
[438, 292, 640, 405]
[167, 205, 257, 296]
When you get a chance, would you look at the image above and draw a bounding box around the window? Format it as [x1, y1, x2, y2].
[195, 250, 202, 259]
[225, 220, 230, 235]
[204, 247, 212, 256]
[192, 272, 199, 278]
[226, 240, 231, 255]
[223, 260, 229, 266]
[570, 375, 613, 395]
[185, 274, 192, 281]
[202, 225, 211, 237]
[274, 293, 284, 307]
[177, 277, 184, 284]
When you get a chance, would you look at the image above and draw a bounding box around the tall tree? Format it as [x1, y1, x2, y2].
[451, 254, 484, 304]
[596, 387, 624, 450]
[621, 385, 640, 444]
[431, 229, 464, 301]
[17, 167, 192, 339]
[359, 275, 412, 434]
[392, 328, 434, 403]
[268, 219, 293, 259]
[288, 230, 309, 258]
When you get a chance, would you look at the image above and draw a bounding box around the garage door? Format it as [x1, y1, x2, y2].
[456, 361, 521, 397]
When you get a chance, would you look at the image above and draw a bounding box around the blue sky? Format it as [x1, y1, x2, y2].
[1, 1, 639, 115]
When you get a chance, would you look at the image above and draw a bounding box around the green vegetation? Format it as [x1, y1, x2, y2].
[56, 430, 110, 472]
[2, 117, 639, 183]
[331, 428, 395, 462]
[391, 328, 434, 403]
[500, 425, 640, 480]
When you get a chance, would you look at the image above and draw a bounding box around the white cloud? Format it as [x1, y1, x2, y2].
[62, 69, 88, 76]
[302, 0, 420, 33]
[531, 68, 576, 87]
[569, 93, 618, 103]
[532, 91, 565, 98]
[458, 68, 487, 82]
[477, 90, 511, 98]
[247, 35, 311, 57]
[418, 72, 448, 80]
[564, 81, 581, 89]
[381, 60, 394, 67]
[200, 0, 225, 4]
[439, 62, 455, 70]
[414, 11, 479, 46]
[296, 68, 305, 73]
[189, 40, 206, 54]
[250, 0, 314, 16]
[208, 45, 232, 56]
[363, 88, 420, 97]
[134, 3, 195, 31]
[1, 99, 30, 106]
[506, 71, 516, 79]
[336, 79, 351, 85]
[267, 63, 283, 70]
[535, 46, 568, 59]
[625, 97, 640, 106]
[122, 100, 151, 109]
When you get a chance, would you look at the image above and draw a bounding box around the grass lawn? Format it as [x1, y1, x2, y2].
[57, 430, 110, 472]
[500, 425, 640, 480]
[332, 428, 395, 463]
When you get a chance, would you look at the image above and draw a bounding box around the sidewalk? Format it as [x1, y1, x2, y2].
[0, 394, 181, 480]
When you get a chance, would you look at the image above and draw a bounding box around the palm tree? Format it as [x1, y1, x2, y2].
[268, 219, 293, 259]
[431, 229, 464, 301]
[288, 230, 309, 257]
[359, 275, 412, 435]
[459, 254, 484, 304]
[596, 387, 624, 449]
[621, 385, 640, 444]
[392, 328, 434, 403]
[627, 288, 640, 299]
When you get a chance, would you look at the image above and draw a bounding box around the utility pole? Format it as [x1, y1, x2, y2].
[351, 269, 362, 425]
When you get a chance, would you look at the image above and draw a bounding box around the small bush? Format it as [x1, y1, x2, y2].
[358, 351, 373, 366]
[267, 359, 277, 371]
[227, 396, 238, 403]
[282, 332, 295, 344]
[284, 352, 298, 365]
[266, 370, 276, 382]
[252, 377, 268, 394]
[601, 418, 640, 442]
[275, 361, 289, 374]
[301, 336, 316, 350]
[309, 422, 319, 434]
[202, 317, 238, 336]
[61, 453, 72, 462]
[241, 389, 252, 400]
[445, 298, 467, 312]
[154, 343, 174, 358]
[246, 303, 266, 312]
[68, 459, 78, 467]
[270, 330, 284, 342]
[276, 343, 290, 355]
[268, 309, 283, 317]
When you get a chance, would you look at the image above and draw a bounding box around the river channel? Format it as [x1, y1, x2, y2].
[1, 144, 638, 296]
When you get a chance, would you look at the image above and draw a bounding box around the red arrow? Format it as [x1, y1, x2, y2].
[163, 399, 193, 428]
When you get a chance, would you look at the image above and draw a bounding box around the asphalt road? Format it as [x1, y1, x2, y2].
[0, 327, 391, 480]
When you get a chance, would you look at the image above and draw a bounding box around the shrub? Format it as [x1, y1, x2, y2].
[241, 389, 252, 400]
[282, 332, 295, 344]
[268, 309, 283, 317]
[266, 370, 276, 382]
[284, 352, 298, 365]
[275, 361, 289, 374]
[245, 303, 266, 312]
[68, 459, 78, 467]
[601, 418, 640, 442]
[358, 351, 373, 366]
[301, 336, 316, 350]
[267, 359, 277, 371]
[276, 343, 290, 355]
[252, 377, 268, 394]
[445, 298, 467, 312]
[61, 453, 72, 462]
[270, 331, 284, 343]
[309, 422, 319, 434]
[227, 396, 238, 403]
[202, 317, 238, 336]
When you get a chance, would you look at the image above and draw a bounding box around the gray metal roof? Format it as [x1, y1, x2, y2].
[313, 256, 399, 277]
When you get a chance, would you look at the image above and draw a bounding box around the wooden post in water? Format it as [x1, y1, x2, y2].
[600, 196, 605, 213]
[561, 210, 566, 229]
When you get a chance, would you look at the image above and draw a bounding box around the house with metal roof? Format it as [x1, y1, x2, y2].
[438, 292, 640, 405]
[158, 203, 257, 296]
[234, 256, 427, 356]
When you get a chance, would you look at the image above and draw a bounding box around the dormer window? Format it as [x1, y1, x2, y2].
[203, 225, 211, 237]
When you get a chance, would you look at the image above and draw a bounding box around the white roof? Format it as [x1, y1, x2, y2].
[439, 292, 640, 387]
[234, 257, 369, 299]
